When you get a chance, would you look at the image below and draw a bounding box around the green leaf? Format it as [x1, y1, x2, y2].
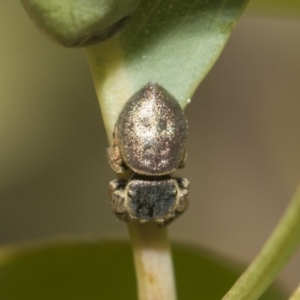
[0, 241, 285, 299]
[20, 0, 141, 47]
[85, 0, 249, 138]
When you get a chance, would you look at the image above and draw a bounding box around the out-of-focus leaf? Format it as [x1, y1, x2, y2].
[20, 0, 140, 47]
[0, 241, 285, 299]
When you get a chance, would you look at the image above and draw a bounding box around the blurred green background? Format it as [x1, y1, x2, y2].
[0, 0, 299, 293]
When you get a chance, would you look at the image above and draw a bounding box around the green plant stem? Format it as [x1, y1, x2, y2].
[289, 283, 300, 300]
[85, 38, 134, 144]
[128, 222, 177, 300]
[222, 184, 300, 300]
[86, 41, 177, 300]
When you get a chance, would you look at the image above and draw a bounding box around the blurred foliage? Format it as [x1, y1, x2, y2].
[0, 241, 285, 299]
[21, 0, 141, 47]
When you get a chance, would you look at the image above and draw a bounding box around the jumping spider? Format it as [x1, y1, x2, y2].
[108, 83, 189, 226]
